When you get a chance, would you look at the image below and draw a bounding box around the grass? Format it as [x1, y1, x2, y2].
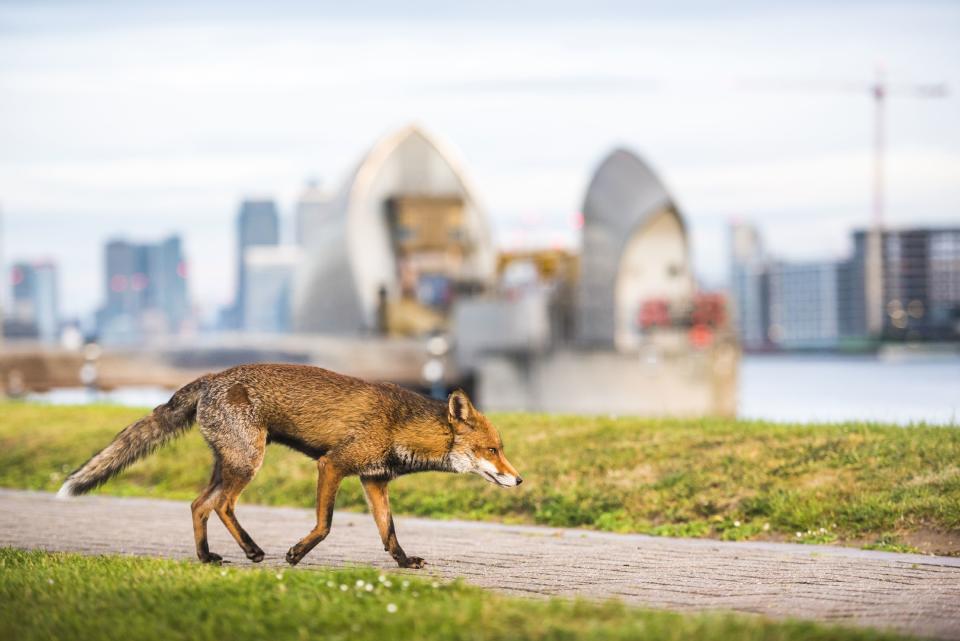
[0, 548, 910, 641]
[1, 402, 959, 554]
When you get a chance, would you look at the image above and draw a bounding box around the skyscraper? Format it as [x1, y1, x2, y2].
[228, 199, 279, 329]
[767, 260, 842, 349]
[96, 235, 189, 343]
[243, 246, 301, 333]
[9, 261, 59, 342]
[295, 180, 329, 247]
[851, 227, 960, 341]
[729, 222, 769, 350]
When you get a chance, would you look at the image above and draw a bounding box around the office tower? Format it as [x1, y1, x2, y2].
[230, 199, 279, 329]
[96, 235, 189, 342]
[767, 260, 841, 349]
[295, 180, 329, 247]
[243, 246, 301, 333]
[729, 222, 769, 350]
[9, 261, 59, 342]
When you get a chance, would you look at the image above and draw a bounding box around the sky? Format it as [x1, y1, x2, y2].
[1, 0, 959, 321]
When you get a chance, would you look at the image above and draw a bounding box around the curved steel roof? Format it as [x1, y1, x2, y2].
[576, 148, 689, 347]
[293, 125, 495, 334]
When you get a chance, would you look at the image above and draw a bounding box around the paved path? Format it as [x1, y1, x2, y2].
[2, 489, 959, 639]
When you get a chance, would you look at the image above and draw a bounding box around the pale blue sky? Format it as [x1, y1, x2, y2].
[2, 0, 959, 319]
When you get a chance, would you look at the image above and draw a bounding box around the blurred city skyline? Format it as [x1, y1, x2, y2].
[2, 0, 959, 319]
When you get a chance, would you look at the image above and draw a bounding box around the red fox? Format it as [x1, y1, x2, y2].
[58, 363, 522, 568]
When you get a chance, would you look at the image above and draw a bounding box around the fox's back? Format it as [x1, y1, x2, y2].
[203, 363, 444, 460]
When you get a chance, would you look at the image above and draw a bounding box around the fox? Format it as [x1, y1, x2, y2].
[57, 363, 522, 568]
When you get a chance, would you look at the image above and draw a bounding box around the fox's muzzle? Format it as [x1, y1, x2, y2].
[476, 456, 523, 487]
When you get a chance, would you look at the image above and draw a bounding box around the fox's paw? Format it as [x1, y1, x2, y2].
[398, 556, 425, 569]
[285, 546, 305, 566]
[246, 548, 265, 563]
[199, 552, 223, 565]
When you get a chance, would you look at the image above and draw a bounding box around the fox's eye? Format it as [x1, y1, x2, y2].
[488, 448, 498, 455]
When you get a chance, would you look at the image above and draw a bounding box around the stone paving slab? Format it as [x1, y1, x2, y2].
[1, 489, 958, 639]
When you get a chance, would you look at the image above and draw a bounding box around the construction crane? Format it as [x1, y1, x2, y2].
[863, 72, 947, 336]
[744, 71, 948, 337]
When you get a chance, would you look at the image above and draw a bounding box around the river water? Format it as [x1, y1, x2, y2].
[22, 355, 960, 426]
[739, 354, 959, 426]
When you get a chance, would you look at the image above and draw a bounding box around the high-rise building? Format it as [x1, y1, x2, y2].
[767, 260, 841, 349]
[729, 222, 770, 350]
[8, 261, 59, 342]
[243, 246, 301, 333]
[295, 180, 330, 247]
[731, 224, 960, 350]
[96, 235, 189, 343]
[850, 227, 960, 341]
[227, 199, 279, 329]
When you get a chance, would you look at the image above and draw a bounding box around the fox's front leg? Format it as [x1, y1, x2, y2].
[286, 457, 344, 565]
[361, 477, 425, 569]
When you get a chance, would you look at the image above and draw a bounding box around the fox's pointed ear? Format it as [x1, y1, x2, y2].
[447, 389, 474, 428]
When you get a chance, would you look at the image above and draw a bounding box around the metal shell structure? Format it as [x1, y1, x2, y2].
[576, 148, 694, 351]
[294, 125, 496, 334]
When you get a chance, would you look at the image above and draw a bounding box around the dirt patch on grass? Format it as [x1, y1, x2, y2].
[899, 527, 960, 556]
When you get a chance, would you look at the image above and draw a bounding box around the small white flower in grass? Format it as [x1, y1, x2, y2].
[276, 573, 284, 580]
[365, 583, 374, 592]
[762, 523, 770, 532]
[795, 532, 802, 538]
[47, 578, 54, 585]
[819, 527, 827, 534]
[378, 575, 387, 583]
[733, 520, 741, 527]
[327, 581, 335, 588]
[384, 580, 393, 588]
[401, 580, 410, 589]
[431, 581, 439, 589]
[386, 603, 398, 614]
[340, 584, 348, 592]
[220, 570, 228, 577]
[355, 579, 365, 588]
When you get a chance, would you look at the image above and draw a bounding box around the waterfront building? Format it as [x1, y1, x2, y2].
[96, 236, 189, 343]
[729, 222, 770, 350]
[767, 260, 842, 349]
[295, 180, 330, 247]
[8, 261, 59, 342]
[243, 245, 301, 333]
[228, 199, 279, 330]
[851, 227, 960, 341]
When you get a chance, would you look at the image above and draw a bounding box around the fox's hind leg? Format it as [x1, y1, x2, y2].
[286, 456, 344, 565]
[361, 477, 424, 569]
[192, 395, 267, 563]
[191, 460, 223, 563]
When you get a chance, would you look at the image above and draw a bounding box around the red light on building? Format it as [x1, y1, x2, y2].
[572, 212, 584, 229]
[110, 274, 128, 292]
[11, 267, 23, 286]
[176, 261, 188, 278]
[131, 273, 149, 291]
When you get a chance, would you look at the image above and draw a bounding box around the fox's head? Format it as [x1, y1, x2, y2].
[445, 390, 523, 487]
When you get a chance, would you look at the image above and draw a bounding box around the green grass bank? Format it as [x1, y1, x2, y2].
[1, 402, 958, 554]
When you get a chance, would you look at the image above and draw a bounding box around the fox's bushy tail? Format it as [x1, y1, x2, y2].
[57, 377, 207, 498]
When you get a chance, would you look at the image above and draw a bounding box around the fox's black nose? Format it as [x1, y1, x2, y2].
[516, 477, 523, 485]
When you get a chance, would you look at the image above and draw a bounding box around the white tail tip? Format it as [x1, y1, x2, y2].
[56, 480, 76, 500]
